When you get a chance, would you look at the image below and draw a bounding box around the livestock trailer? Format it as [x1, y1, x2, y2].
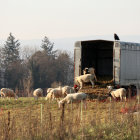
[74, 40, 140, 86]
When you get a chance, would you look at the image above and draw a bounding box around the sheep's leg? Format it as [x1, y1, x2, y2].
[83, 100, 87, 110]
[122, 96, 126, 102]
[90, 79, 94, 88]
[124, 96, 127, 102]
[111, 95, 116, 101]
[80, 82, 83, 89]
[120, 96, 123, 101]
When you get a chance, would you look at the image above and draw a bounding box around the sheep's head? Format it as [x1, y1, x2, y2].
[107, 85, 113, 90]
[83, 67, 89, 74]
[58, 100, 65, 108]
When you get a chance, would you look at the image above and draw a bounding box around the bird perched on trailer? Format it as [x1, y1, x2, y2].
[114, 33, 120, 40]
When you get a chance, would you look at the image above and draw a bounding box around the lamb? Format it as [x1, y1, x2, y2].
[58, 92, 87, 108]
[107, 86, 126, 101]
[33, 88, 43, 100]
[75, 73, 97, 89]
[0, 88, 18, 99]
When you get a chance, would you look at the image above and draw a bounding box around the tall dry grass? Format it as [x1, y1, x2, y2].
[0, 97, 139, 140]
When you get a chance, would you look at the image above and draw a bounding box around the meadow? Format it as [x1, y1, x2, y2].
[0, 97, 140, 140]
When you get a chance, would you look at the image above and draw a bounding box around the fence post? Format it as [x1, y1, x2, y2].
[41, 104, 43, 124]
[81, 100, 83, 121]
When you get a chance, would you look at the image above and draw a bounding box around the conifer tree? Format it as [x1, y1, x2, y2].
[2, 33, 21, 87]
[2, 33, 20, 67]
[40, 36, 56, 56]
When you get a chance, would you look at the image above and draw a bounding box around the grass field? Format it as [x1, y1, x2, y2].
[0, 97, 140, 140]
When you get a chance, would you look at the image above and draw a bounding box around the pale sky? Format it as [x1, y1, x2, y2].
[0, 0, 140, 40]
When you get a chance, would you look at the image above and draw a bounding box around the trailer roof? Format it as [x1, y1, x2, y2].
[75, 39, 140, 48]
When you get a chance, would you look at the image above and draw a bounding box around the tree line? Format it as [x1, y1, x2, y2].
[0, 33, 74, 96]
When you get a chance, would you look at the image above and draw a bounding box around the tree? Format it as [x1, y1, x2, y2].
[2, 33, 21, 88]
[27, 50, 57, 89]
[40, 36, 56, 56]
[56, 51, 74, 85]
[0, 47, 4, 88]
[2, 33, 20, 67]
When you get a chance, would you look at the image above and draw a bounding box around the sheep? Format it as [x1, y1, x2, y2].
[58, 92, 87, 108]
[62, 86, 75, 96]
[88, 67, 97, 81]
[49, 87, 63, 100]
[107, 86, 126, 101]
[0, 88, 18, 99]
[47, 88, 53, 94]
[83, 67, 89, 75]
[83, 67, 97, 81]
[45, 92, 53, 101]
[75, 74, 97, 89]
[33, 88, 43, 100]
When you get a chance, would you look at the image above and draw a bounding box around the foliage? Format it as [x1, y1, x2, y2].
[1, 33, 23, 88]
[0, 34, 74, 94]
[2, 33, 20, 67]
[41, 36, 56, 56]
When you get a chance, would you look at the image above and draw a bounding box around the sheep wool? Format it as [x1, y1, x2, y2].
[58, 92, 87, 107]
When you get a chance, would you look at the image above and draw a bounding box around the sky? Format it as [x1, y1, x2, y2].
[0, 0, 140, 51]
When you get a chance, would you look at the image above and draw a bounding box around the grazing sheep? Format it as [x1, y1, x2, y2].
[107, 86, 126, 101]
[75, 74, 97, 89]
[58, 92, 87, 108]
[49, 87, 63, 100]
[62, 86, 75, 96]
[45, 92, 53, 101]
[0, 88, 18, 99]
[33, 88, 43, 100]
[47, 88, 53, 94]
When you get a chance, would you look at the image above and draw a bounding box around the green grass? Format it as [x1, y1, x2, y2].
[0, 97, 139, 140]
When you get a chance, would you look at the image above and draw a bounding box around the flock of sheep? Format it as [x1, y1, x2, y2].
[0, 67, 127, 107]
[33, 86, 87, 107]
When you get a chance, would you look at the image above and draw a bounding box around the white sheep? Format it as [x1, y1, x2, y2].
[75, 74, 96, 89]
[62, 86, 75, 96]
[88, 67, 97, 81]
[33, 88, 43, 100]
[0, 88, 18, 99]
[107, 86, 126, 101]
[58, 92, 87, 108]
[83, 67, 89, 75]
[45, 92, 53, 101]
[47, 88, 53, 94]
[49, 87, 63, 100]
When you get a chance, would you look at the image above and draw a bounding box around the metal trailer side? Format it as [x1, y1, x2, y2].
[115, 41, 140, 86]
[74, 41, 81, 78]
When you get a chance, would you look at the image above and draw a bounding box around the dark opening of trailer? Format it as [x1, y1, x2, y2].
[81, 40, 114, 79]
